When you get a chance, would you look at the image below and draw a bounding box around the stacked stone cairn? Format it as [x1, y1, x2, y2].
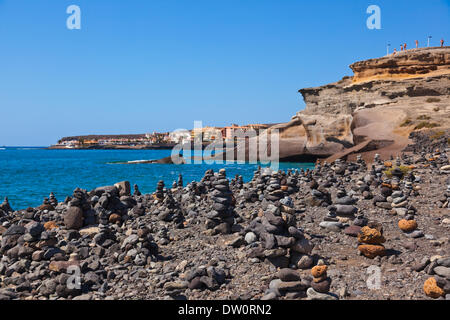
[120, 226, 159, 266]
[63, 188, 94, 230]
[305, 179, 331, 207]
[246, 200, 314, 270]
[200, 169, 215, 192]
[418, 256, 450, 299]
[38, 198, 54, 211]
[48, 192, 58, 208]
[306, 264, 337, 300]
[154, 180, 165, 201]
[205, 169, 235, 235]
[178, 174, 183, 188]
[357, 221, 386, 259]
[0, 197, 13, 215]
[133, 184, 141, 196]
[263, 268, 309, 300]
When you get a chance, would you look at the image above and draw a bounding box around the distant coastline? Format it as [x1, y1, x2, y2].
[47, 143, 176, 150]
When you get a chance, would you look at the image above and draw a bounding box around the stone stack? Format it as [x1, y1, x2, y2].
[247, 204, 314, 270]
[254, 168, 272, 195]
[374, 153, 381, 165]
[133, 184, 141, 196]
[310, 265, 331, 294]
[154, 180, 165, 201]
[205, 169, 235, 235]
[305, 179, 331, 207]
[343, 213, 368, 237]
[319, 207, 344, 233]
[178, 174, 183, 188]
[306, 264, 338, 300]
[120, 229, 158, 266]
[49, 192, 58, 207]
[200, 169, 215, 191]
[374, 180, 394, 209]
[235, 175, 244, 189]
[38, 198, 54, 211]
[185, 264, 230, 292]
[356, 154, 366, 169]
[263, 268, 309, 300]
[156, 190, 184, 228]
[397, 203, 423, 238]
[0, 197, 13, 213]
[64, 188, 94, 230]
[357, 222, 386, 259]
[264, 172, 284, 202]
[285, 171, 299, 194]
[422, 256, 450, 299]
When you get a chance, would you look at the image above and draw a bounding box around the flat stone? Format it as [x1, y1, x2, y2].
[319, 221, 343, 232]
[433, 266, 450, 280]
[278, 281, 308, 292]
[343, 225, 361, 237]
[277, 268, 301, 282]
[306, 287, 338, 300]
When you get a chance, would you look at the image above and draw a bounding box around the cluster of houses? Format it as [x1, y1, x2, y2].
[56, 124, 271, 148]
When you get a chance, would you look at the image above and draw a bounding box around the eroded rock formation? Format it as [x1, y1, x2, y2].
[273, 47, 450, 162]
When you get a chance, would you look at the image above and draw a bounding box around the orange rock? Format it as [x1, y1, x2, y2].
[384, 161, 392, 167]
[358, 226, 386, 245]
[281, 186, 288, 191]
[313, 274, 328, 283]
[423, 277, 445, 298]
[381, 183, 392, 189]
[358, 244, 385, 259]
[408, 165, 416, 170]
[109, 213, 122, 224]
[311, 265, 327, 278]
[398, 219, 418, 232]
[44, 221, 58, 230]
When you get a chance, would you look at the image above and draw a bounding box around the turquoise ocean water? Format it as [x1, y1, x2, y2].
[0, 147, 314, 210]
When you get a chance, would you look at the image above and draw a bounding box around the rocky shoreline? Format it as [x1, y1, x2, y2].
[0, 132, 449, 300]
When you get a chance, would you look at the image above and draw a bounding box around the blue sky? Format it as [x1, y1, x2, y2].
[0, 0, 449, 146]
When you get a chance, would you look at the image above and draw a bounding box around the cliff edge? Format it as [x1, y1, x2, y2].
[272, 47, 450, 162]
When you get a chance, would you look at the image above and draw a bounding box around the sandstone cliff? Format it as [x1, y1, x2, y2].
[273, 47, 450, 162]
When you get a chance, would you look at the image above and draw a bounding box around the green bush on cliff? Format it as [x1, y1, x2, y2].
[400, 119, 412, 127]
[383, 165, 411, 178]
[430, 131, 445, 140]
[414, 122, 440, 130]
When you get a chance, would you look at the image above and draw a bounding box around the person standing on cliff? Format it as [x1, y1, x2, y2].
[393, 48, 397, 55]
[441, 39, 445, 47]
[400, 44, 403, 51]
[404, 43, 407, 50]
[415, 40, 419, 48]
